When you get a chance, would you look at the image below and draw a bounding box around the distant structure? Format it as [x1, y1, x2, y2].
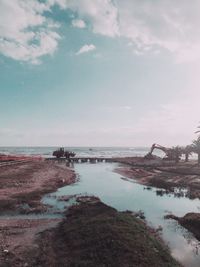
[52, 147, 75, 159]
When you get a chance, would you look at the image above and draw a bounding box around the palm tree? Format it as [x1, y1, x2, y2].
[191, 136, 200, 164]
[170, 146, 182, 163]
[182, 145, 193, 162]
[195, 125, 200, 134]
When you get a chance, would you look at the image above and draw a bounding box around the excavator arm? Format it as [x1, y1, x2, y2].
[149, 144, 169, 154]
[144, 143, 171, 160]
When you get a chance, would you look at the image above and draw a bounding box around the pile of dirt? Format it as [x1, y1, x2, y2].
[28, 201, 181, 267]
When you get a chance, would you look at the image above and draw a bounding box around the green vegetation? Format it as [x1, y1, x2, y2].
[33, 201, 180, 267]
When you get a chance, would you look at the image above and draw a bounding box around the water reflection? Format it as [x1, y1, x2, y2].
[43, 162, 200, 267]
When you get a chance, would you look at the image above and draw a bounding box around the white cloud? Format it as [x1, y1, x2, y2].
[47, 0, 67, 9]
[72, 19, 86, 28]
[0, 0, 118, 63]
[45, 0, 200, 62]
[76, 44, 96, 55]
[116, 0, 200, 62]
[2, 0, 200, 63]
[53, 0, 119, 37]
[0, 0, 60, 64]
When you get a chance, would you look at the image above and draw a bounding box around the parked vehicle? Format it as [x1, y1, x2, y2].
[52, 148, 76, 159]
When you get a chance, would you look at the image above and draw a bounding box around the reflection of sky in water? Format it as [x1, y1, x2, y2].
[43, 163, 200, 267]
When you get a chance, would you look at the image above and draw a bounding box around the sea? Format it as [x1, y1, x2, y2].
[0, 147, 151, 158]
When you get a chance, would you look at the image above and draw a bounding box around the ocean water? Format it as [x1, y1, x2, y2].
[0, 146, 197, 160]
[0, 146, 150, 158]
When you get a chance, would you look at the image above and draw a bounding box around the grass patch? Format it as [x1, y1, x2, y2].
[34, 201, 180, 267]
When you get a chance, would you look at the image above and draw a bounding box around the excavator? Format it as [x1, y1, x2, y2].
[144, 143, 181, 161]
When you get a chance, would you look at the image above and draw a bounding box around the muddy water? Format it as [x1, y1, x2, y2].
[43, 162, 200, 267]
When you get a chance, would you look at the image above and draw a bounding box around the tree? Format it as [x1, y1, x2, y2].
[182, 145, 193, 162]
[191, 136, 200, 164]
[170, 146, 182, 163]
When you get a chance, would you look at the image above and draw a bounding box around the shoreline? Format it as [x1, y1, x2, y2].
[164, 212, 200, 242]
[4, 199, 181, 267]
[114, 158, 200, 245]
[114, 158, 200, 199]
[0, 160, 76, 214]
[1, 157, 199, 266]
[0, 160, 76, 265]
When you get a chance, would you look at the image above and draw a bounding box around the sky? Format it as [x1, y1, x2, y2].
[0, 0, 200, 147]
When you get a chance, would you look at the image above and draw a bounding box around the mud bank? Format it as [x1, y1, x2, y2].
[0, 161, 76, 214]
[0, 218, 61, 266]
[165, 212, 200, 242]
[4, 199, 180, 267]
[0, 161, 76, 266]
[115, 158, 200, 199]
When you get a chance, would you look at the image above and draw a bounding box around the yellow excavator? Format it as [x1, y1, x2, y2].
[144, 143, 181, 161]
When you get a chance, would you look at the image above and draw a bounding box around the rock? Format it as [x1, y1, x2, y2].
[57, 195, 72, 202]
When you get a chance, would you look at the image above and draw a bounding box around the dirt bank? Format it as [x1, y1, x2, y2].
[0, 160, 76, 266]
[4, 199, 180, 267]
[115, 158, 200, 199]
[0, 218, 61, 266]
[0, 161, 76, 213]
[165, 212, 200, 241]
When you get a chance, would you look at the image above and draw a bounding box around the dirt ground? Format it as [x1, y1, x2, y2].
[114, 159, 200, 199]
[0, 218, 61, 266]
[18, 200, 180, 267]
[0, 161, 76, 213]
[114, 158, 200, 244]
[0, 161, 76, 266]
[0, 158, 192, 266]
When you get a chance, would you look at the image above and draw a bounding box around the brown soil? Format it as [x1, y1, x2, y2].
[0, 161, 76, 213]
[0, 161, 76, 266]
[165, 212, 200, 241]
[9, 200, 180, 267]
[0, 218, 61, 266]
[115, 158, 200, 199]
